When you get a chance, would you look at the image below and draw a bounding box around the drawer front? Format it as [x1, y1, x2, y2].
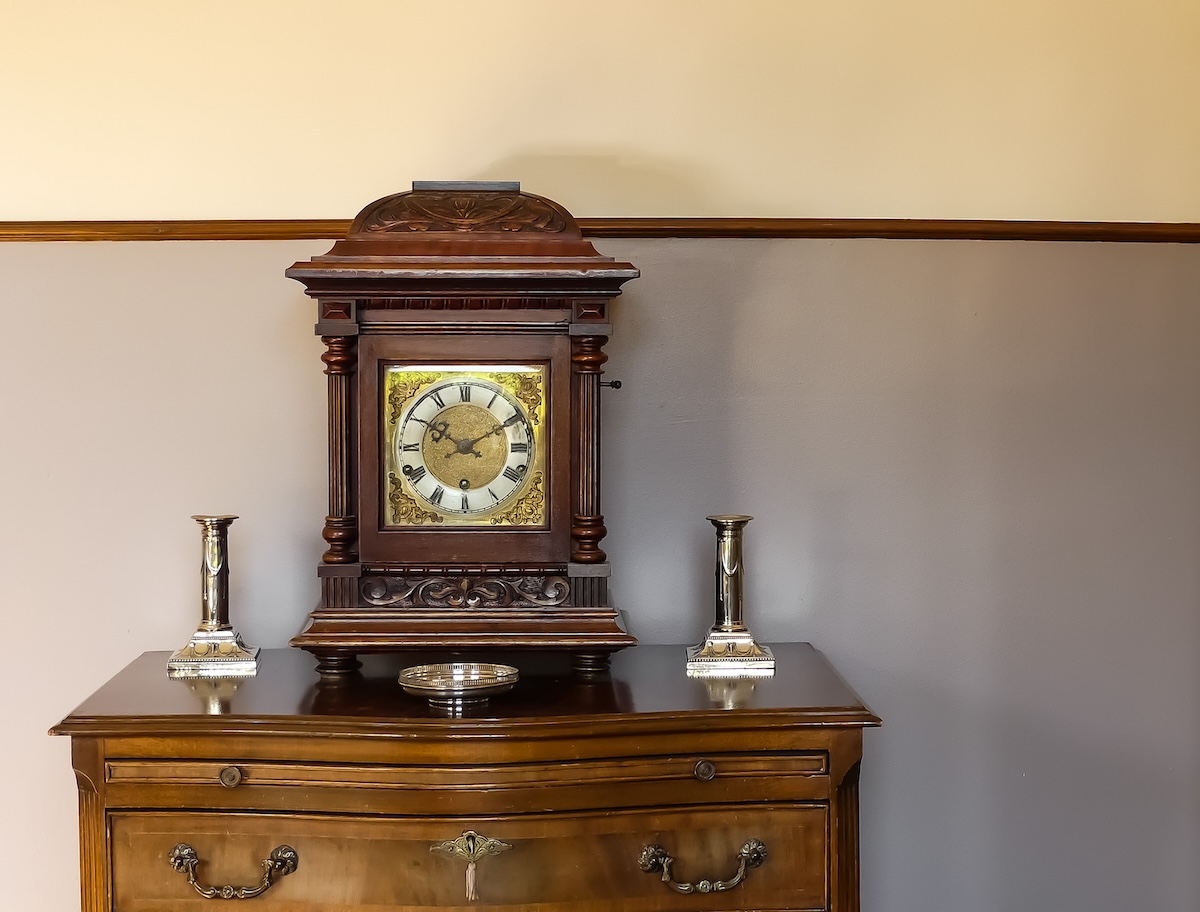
[104, 753, 831, 814]
[111, 805, 828, 911]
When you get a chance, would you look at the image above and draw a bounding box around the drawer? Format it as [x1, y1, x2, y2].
[104, 752, 831, 814]
[111, 805, 828, 911]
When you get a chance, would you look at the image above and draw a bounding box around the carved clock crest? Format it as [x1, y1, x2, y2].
[286, 182, 638, 676]
[360, 190, 568, 234]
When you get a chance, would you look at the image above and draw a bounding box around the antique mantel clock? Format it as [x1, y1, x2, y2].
[286, 182, 639, 676]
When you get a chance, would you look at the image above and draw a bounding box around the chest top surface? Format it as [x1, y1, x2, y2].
[52, 643, 879, 739]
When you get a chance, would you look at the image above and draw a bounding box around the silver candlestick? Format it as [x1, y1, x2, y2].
[686, 515, 775, 677]
[167, 515, 260, 678]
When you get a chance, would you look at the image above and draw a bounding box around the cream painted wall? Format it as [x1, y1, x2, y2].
[3, 1, 1200, 221]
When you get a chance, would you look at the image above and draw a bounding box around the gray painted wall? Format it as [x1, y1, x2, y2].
[602, 238, 1200, 911]
[4, 238, 1197, 910]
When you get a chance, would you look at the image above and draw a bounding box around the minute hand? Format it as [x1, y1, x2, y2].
[457, 414, 525, 452]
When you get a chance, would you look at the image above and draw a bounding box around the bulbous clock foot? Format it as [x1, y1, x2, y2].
[313, 651, 362, 679]
[571, 652, 612, 679]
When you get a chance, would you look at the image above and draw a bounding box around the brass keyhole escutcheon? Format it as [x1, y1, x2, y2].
[430, 830, 513, 902]
[693, 759, 717, 781]
[219, 766, 243, 788]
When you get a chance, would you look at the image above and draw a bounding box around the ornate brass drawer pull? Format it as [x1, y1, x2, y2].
[168, 843, 299, 900]
[638, 839, 767, 894]
[430, 830, 512, 902]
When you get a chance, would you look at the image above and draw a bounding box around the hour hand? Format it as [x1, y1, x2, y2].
[415, 419, 486, 457]
[423, 418, 452, 443]
[414, 417, 462, 446]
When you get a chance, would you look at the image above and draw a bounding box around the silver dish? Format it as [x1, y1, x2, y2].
[398, 662, 519, 706]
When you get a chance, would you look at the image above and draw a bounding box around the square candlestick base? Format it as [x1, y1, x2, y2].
[686, 629, 776, 678]
[167, 628, 260, 679]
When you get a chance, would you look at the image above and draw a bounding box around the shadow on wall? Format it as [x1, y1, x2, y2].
[470, 149, 724, 216]
[593, 239, 786, 640]
[471, 152, 768, 637]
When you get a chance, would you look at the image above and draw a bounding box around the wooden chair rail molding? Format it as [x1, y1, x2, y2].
[3, 218, 1200, 243]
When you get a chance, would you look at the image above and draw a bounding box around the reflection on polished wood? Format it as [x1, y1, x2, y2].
[55, 644, 876, 733]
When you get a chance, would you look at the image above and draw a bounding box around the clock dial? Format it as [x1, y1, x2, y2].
[398, 379, 534, 514]
[383, 366, 546, 526]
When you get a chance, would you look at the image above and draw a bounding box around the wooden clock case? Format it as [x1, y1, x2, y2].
[286, 183, 639, 676]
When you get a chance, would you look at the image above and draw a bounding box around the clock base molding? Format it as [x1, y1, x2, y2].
[290, 606, 636, 678]
[305, 557, 627, 675]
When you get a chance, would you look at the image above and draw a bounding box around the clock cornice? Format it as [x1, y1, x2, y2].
[287, 184, 638, 294]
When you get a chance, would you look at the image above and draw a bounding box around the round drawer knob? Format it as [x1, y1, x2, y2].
[693, 759, 717, 781]
[218, 765, 243, 788]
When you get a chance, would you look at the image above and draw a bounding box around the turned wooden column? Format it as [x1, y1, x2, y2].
[570, 333, 608, 564]
[318, 332, 360, 624]
[320, 335, 357, 565]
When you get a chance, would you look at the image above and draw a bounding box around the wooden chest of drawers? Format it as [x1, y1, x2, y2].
[53, 643, 878, 912]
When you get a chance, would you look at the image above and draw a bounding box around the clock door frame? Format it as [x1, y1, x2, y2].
[357, 332, 572, 565]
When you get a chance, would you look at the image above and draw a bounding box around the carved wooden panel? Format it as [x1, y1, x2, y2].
[361, 573, 570, 609]
[357, 189, 568, 235]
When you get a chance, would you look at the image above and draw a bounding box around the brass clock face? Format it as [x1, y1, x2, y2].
[383, 365, 547, 527]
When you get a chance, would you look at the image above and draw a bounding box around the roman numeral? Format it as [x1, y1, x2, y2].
[503, 466, 525, 483]
[458, 383, 471, 402]
[429, 390, 445, 408]
[510, 441, 529, 454]
[488, 487, 499, 502]
[406, 465, 426, 484]
[429, 485, 445, 505]
[487, 391, 498, 408]
[461, 494, 470, 511]
[401, 443, 419, 452]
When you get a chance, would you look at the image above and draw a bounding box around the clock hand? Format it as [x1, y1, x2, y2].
[487, 414, 525, 437]
[411, 417, 486, 458]
[451, 413, 526, 457]
[447, 438, 485, 458]
[412, 417, 466, 447]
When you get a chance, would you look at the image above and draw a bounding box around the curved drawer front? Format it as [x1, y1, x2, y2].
[104, 752, 830, 814]
[111, 804, 828, 911]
